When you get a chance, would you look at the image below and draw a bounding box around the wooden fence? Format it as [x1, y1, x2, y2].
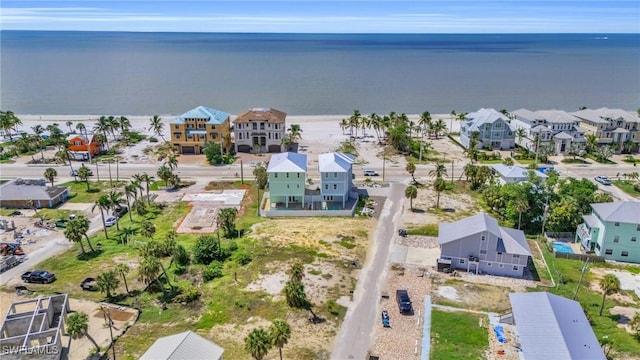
[553, 252, 605, 262]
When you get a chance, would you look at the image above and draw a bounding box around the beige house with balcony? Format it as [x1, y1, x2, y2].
[170, 106, 231, 155]
[233, 108, 286, 153]
[572, 108, 640, 153]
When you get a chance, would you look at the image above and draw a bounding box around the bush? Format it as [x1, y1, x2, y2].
[203, 261, 224, 281]
[173, 245, 190, 266]
[226, 240, 238, 252]
[192, 235, 220, 265]
[149, 137, 158, 143]
[173, 285, 200, 303]
[173, 265, 187, 275]
[233, 250, 252, 266]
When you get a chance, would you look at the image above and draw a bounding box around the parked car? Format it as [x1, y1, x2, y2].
[364, 169, 379, 176]
[104, 216, 118, 227]
[80, 277, 97, 291]
[594, 176, 612, 185]
[112, 206, 128, 218]
[21, 270, 56, 284]
[396, 289, 413, 314]
[9, 211, 22, 216]
[54, 219, 68, 228]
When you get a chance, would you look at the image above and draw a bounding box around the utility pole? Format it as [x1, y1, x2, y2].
[240, 160, 244, 184]
[533, 133, 541, 167]
[573, 258, 590, 300]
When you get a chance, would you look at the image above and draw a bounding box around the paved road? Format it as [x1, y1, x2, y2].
[331, 182, 406, 360]
[0, 212, 104, 286]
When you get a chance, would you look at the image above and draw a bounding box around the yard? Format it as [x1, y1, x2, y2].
[62, 180, 129, 203]
[430, 309, 488, 360]
[1, 183, 373, 360]
[612, 180, 640, 198]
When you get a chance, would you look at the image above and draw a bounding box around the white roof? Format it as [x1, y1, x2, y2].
[591, 201, 640, 224]
[438, 213, 531, 256]
[267, 152, 307, 173]
[318, 152, 355, 172]
[490, 164, 548, 180]
[573, 107, 640, 124]
[465, 108, 515, 132]
[140, 331, 224, 360]
[510, 292, 605, 360]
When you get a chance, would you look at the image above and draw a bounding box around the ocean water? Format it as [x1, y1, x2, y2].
[1, 31, 639, 115]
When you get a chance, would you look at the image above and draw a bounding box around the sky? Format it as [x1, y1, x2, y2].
[1, 0, 639, 33]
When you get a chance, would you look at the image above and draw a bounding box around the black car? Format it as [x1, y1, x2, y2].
[396, 289, 413, 314]
[21, 270, 56, 284]
[112, 206, 128, 218]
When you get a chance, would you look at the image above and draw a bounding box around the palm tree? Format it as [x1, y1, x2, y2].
[269, 319, 291, 360]
[31, 125, 45, 161]
[119, 226, 137, 246]
[67, 312, 100, 354]
[419, 111, 432, 138]
[75, 122, 87, 138]
[107, 191, 125, 231]
[339, 118, 349, 135]
[405, 185, 418, 211]
[432, 119, 447, 139]
[466, 131, 481, 163]
[349, 110, 362, 140]
[512, 197, 530, 230]
[43, 168, 57, 187]
[149, 115, 165, 141]
[157, 164, 174, 188]
[140, 220, 156, 240]
[599, 274, 620, 316]
[433, 178, 447, 209]
[118, 116, 131, 134]
[585, 134, 598, 154]
[429, 162, 447, 180]
[65, 120, 74, 134]
[0, 110, 22, 140]
[64, 221, 86, 254]
[74, 214, 96, 252]
[78, 165, 92, 191]
[138, 255, 162, 289]
[124, 183, 138, 220]
[93, 195, 111, 239]
[289, 263, 304, 283]
[406, 162, 416, 184]
[245, 327, 272, 360]
[139, 173, 154, 203]
[96, 270, 120, 298]
[284, 280, 318, 320]
[515, 128, 527, 148]
[94, 116, 111, 151]
[287, 124, 303, 143]
[115, 263, 131, 294]
[595, 145, 613, 163]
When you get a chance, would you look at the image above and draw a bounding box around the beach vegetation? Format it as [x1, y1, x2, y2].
[148, 115, 165, 141]
[0, 110, 22, 140]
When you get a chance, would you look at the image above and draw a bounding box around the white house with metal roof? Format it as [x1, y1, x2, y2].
[576, 201, 640, 263]
[508, 292, 605, 360]
[490, 164, 548, 185]
[460, 108, 516, 150]
[511, 109, 586, 155]
[266, 152, 307, 209]
[438, 213, 531, 277]
[318, 152, 355, 208]
[573, 108, 640, 153]
[140, 331, 224, 360]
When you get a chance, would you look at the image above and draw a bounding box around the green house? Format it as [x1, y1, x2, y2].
[576, 201, 640, 263]
[266, 152, 307, 209]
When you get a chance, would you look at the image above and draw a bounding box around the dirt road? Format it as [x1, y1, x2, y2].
[331, 182, 406, 360]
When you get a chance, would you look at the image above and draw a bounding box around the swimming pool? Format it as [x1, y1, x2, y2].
[553, 242, 574, 254]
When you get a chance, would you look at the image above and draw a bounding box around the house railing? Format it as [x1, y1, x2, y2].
[575, 224, 591, 242]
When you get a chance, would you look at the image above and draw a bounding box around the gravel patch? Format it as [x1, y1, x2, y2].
[396, 235, 439, 248]
[436, 286, 460, 302]
[245, 272, 288, 295]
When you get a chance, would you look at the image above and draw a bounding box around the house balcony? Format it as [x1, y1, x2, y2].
[576, 223, 591, 249]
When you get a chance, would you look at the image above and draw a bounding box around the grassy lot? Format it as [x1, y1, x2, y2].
[612, 180, 640, 198]
[4, 182, 366, 360]
[406, 223, 439, 236]
[62, 180, 129, 203]
[430, 309, 488, 360]
[537, 241, 640, 357]
[527, 239, 553, 285]
[479, 159, 503, 164]
[585, 154, 616, 165]
[561, 158, 590, 164]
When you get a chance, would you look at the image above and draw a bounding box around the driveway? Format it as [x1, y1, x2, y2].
[331, 182, 406, 360]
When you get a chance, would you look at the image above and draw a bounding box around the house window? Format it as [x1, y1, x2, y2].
[324, 184, 329, 190]
[210, 133, 217, 139]
[480, 250, 487, 254]
[334, 172, 337, 177]
[459, 259, 465, 264]
[513, 266, 518, 271]
[287, 184, 289, 188]
[621, 251, 629, 257]
[632, 237, 637, 242]
[613, 236, 619, 243]
[487, 262, 492, 267]
[297, 185, 299, 188]
[274, 173, 278, 178]
[605, 249, 613, 255]
[333, 184, 337, 190]
[481, 236, 485, 241]
[596, 243, 601, 250]
[499, 264, 504, 268]
[637, 224, 640, 231]
[74, 141, 82, 145]
[325, 173, 328, 178]
[614, 222, 620, 226]
[174, 124, 179, 129]
[513, 255, 520, 259]
[297, 173, 300, 178]
[253, 123, 257, 130]
[286, 173, 289, 178]
[239, 133, 242, 140]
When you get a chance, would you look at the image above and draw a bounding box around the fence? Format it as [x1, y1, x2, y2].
[545, 232, 576, 241]
[553, 252, 605, 262]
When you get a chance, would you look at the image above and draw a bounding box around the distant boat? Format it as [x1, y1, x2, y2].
[594, 36, 609, 40]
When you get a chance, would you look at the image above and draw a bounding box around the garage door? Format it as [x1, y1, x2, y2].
[237, 145, 251, 153]
[181, 146, 195, 154]
[268, 145, 282, 153]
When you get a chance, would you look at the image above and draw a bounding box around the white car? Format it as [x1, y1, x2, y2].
[104, 217, 118, 227]
[594, 176, 612, 186]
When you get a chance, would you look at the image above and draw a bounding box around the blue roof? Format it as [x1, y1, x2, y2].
[173, 106, 230, 125]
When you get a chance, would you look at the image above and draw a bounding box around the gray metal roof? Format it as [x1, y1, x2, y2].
[491, 164, 547, 181]
[465, 108, 515, 132]
[0, 178, 69, 201]
[552, 131, 574, 140]
[140, 331, 224, 360]
[318, 152, 354, 173]
[590, 201, 640, 224]
[438, 213, 531, 256]
[267, 152, 307, 173]
[582, 214, 600, 228]
[509, 292, 605, 360]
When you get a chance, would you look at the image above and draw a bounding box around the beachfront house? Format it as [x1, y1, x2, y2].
[267, 152, 307, 209]
[67, 133, 102, 160]
[233, 107, 286, 153]
[318, 152, 355, 208]
[459, 108, 516, 150]
[575, 201, 640, 263]
[0, 178, 70, 209]
[490, 164, 547, 185]
[438, 213, 531, 278]
[505, 292, 605, 360]
[511, 109, 586, 155]
[140, 331, 224, 360]
[170, 106, 231, 155]
[572, 108, 640, 153]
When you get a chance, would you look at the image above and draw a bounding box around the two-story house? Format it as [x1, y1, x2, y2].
[576, 201, 640, 263]
[234, 108, 286, 153]
[170, 106, 231, 155]
[267, 152, 307, 209]
[66, 133, 102, 160]
[438, 213, 531, 278]
[572, 108, 640, 153]
[460, 108, 516, 150]
[511, 109, 585, 155]
[318, 152, 355, 208]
